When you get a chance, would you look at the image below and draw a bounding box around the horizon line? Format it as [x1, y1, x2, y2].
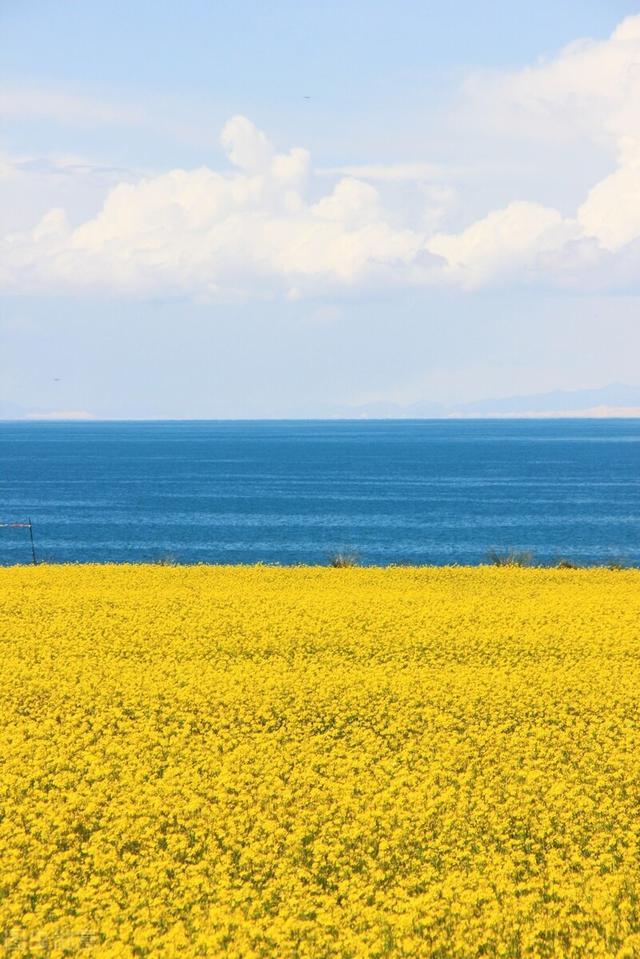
[2, 415, 640, 424]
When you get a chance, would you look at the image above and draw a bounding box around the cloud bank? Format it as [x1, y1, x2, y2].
[4, 16, 640, 300]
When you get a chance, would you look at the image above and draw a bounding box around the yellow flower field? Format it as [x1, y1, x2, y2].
[1, 565, 639, 958]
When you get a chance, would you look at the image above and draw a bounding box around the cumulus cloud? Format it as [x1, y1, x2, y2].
[1, 116, 443, 299]
[578, 142, 640, 250]
[220, 115, 275, 173]
[317, 162, 450, 182]
[463, 15, 640, 148]
[4, 16, 640, 299]
[428, 202, 578, 288]
[426, 15, 640, 290]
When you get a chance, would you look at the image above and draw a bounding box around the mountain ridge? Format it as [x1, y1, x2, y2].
[2, 384, 640, 420]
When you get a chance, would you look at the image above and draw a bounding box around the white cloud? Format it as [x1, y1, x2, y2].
[0, 87, 145, 127]
[312, 178, 381, 227]
[425, 15, 640, 289]
[1, 117, 442, 299]
[578, 142, 640, 250]
[220, 115, 275, 173]
[5, 17, 640, 299]
[463, 15, 640, 148]
[0, 86, 214, 151]
[0, 150, 140, 235]
[317, 163, 450, 182]
[428, 202, 578, 288]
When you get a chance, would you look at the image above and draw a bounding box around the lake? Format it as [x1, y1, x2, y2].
[1, 419, 638, 566]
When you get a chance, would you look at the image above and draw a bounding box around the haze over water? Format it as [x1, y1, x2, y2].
[1, 419, 638, 567]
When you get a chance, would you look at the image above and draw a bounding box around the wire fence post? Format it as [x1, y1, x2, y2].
[28, 518, 37, 565]
[0, 518, 38, 565]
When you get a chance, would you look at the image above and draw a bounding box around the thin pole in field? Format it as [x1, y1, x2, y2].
[28, 518, 37, 565]
[0, 518, 38, 565]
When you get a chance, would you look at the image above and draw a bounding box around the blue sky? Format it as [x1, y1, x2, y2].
[2, 1, 640, 417]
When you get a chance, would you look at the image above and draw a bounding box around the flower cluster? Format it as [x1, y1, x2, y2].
[1, 564, 639, 957]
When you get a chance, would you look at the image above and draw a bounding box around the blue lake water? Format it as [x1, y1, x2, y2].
[0, 419, 638, 566]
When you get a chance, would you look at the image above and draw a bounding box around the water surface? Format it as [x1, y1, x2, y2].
[1, 419, 638, 566]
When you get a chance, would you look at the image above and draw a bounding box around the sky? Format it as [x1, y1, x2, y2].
[2, 0, 640, 418]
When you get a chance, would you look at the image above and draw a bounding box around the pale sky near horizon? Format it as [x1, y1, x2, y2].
[2, 1, 640, 418]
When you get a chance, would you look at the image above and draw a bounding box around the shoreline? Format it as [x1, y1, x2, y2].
[1, 560, 637, 571]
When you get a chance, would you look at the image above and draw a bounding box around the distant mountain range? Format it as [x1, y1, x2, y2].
[2, 384, 640, 420]
[337, 383, 640, 419]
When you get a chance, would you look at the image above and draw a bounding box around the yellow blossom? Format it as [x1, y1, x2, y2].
[0, 564, 639, 956]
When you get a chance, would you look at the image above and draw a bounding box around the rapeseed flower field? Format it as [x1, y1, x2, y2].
[1, 564, 639, 958]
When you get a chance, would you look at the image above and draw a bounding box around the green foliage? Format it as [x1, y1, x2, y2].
[152, 554, 179, 566]
[328, 552, 360, 568]
[486, 549, 534, 568]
